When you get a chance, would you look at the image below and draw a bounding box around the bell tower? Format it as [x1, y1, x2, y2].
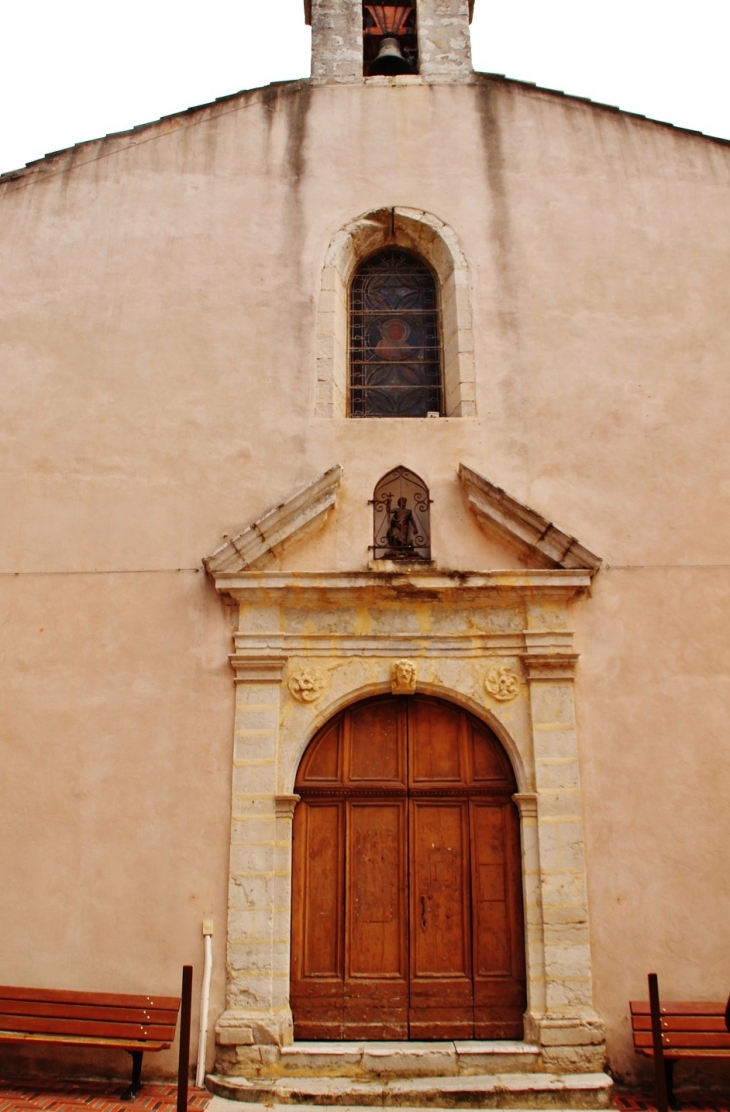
[304, 0, 475, 85]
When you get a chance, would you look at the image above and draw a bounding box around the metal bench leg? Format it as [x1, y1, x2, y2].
[665, 1059, 680, 1111]
[122, 1050, 144, 1102]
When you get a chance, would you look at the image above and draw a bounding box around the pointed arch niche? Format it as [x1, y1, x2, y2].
[315, 207, 476, 418]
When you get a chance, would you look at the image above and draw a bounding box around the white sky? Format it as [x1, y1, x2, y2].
[1, 0, 728, 175]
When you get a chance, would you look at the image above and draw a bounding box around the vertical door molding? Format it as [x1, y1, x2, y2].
[521, 626, 606, 1071]
[512, 792, 547, 1027]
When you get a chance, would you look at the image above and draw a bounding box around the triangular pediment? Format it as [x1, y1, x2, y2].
[458, 463, 602, 575]
[204, 465, 343, 575]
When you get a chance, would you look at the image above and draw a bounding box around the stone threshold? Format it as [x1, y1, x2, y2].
[206, 1070, 614, 1109]
[277, 1041, 541, 1077]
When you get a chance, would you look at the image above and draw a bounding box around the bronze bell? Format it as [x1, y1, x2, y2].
[369, 37, 413, 76]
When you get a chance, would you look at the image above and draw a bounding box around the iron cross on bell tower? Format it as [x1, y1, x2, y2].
[304, 0, 475, 85]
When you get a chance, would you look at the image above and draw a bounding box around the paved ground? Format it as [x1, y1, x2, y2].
[0, 1080, 728, 1112]
[0, 1080, 211, 1112]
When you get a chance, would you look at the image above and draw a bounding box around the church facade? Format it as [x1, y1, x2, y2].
[2, 0, 730, 1099]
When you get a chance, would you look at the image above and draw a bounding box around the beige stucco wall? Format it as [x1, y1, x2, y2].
[1, 74, 730, 1084]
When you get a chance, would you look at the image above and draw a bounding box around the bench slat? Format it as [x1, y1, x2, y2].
[630, 1001, 726, 1016]
[0, 1031, 169, 1050]
[636, 1048, 730, 1060]
[0, 1014, 177, 1041]
[632, 1015, 728, 1033]
[0, 999, 179, 1024]
[0, 986, 179, 1010]
[634, 1031, 730, 1049]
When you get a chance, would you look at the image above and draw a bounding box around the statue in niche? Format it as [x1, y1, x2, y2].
[386, 494, 417, 556]
[371, 465, 432, 562]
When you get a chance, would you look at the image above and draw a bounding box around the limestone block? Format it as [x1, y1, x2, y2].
[529, 685, 576, 725]
[227, 940, 288, 975]
[230, 795, 274, 818]
[536, 787, 582, 820]
[281, 1043, 363, 1075]
[362, 1043, 456, 1076]
[235, 706, 278, 731]
[232, 762, 277, 795]
[228, 873, 275, 911]
[225, 979, 272, 1010]
[217, 1024, 254, 1046]
[542, 1045, 607, 1073]
[230, 816, 276, 845]
[532, 725, 583, 759]
[540, 868, 589, 910]
[535, 758, 580, 791]
[228, 907, 275, 939]
[229, 841, 276, 875]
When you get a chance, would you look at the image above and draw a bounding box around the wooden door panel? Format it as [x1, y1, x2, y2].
[410, 699, 465, 785]
[471, 801, 526, 1039]
[298, 720, 341, 783]
[411, 801, 471, 977]
[410, 799, 473, 1037]
[290, 801, 345, 1037]
[345, 799, 408, 1037]
[347, 801, 407, 978]
[348, 698, 406, 786]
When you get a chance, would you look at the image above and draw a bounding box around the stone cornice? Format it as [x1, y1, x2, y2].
[212, 568, 593, 603]
[204, 465, 343, 576]
[459, 464, 602, 576]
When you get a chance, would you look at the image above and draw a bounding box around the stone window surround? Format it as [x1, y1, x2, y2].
[209, 568, 606, 1078]
[315, 207, 477, 419]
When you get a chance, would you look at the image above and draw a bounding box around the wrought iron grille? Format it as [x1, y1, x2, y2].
[350, 249, 443, 418]
[371, 466, 432, 561]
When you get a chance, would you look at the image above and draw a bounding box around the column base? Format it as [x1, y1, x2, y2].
[215, 1008, 294, 1075]
[524, 1012, 607, 1073]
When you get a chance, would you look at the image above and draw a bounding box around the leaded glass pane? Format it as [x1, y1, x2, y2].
[349, 249, 443, 418]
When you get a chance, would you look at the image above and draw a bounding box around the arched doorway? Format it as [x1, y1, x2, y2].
[290, 695, 526, 1041]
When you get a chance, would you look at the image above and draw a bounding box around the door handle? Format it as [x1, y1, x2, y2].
[420, 895, 428, 931]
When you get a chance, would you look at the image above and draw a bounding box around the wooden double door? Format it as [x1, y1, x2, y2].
[290, 695, 526, 1040]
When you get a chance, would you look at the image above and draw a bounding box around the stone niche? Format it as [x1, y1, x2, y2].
[207, 565, 606, 1077]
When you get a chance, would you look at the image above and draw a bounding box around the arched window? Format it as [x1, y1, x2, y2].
[349, 249, 443, 418]
[371, 465, 431, 561]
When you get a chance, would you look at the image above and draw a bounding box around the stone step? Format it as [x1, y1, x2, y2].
[206, 1070, 614, 1109]
[279, 1040, 542, 1077]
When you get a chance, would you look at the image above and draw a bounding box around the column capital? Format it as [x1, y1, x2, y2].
[229, 655, 288, 684]
[275, 794, 301, 819]
[522, 653, 579, 682]
[512, 792, 538, 818]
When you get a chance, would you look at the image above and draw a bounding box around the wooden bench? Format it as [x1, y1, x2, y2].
[631, 973, 730, 1112]
[0, 966, 192, 1104]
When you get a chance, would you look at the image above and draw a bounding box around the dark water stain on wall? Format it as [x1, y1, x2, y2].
[473, 79, 528, 469]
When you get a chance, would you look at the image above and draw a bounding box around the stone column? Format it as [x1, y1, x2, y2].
[311, 0, 363, 85]
[416, 0, 474, 83]
[512, 793, 547, 1027]
[215, 655, 289, 1073]
[522, 634, 606, 1072]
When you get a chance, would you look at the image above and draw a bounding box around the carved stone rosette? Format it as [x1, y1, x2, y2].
[484, 663, 520, 702]
[288, 665, 327, 703]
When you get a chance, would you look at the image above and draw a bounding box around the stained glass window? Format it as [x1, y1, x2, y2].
[349, 249, 443, 418]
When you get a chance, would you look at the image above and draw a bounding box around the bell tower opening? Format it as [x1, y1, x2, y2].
[363, 3, 418, 77]
[305, 1, 475, 86]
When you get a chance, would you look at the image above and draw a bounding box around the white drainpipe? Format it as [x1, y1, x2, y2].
[195, 920, 214, 1088]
